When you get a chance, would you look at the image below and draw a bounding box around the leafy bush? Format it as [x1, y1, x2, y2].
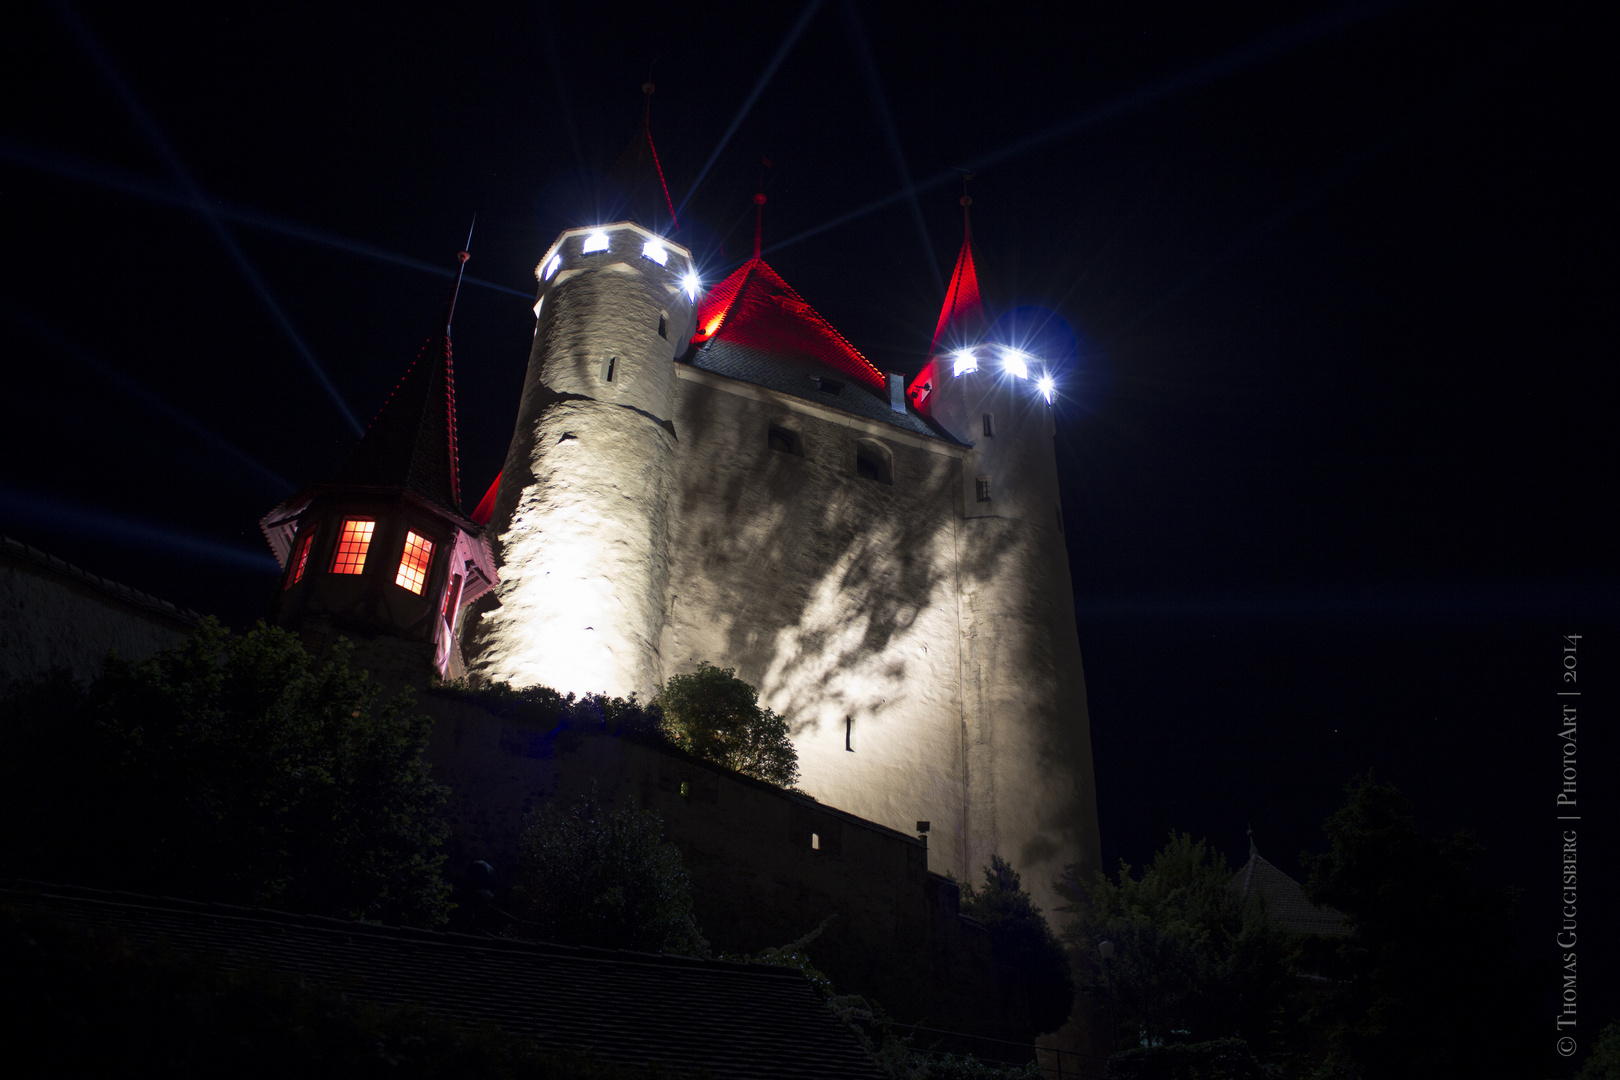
[1106, 1037, 1263, 1080]
[656, 662, 800, 788]
[0, 619, 450, 925]
[507, 790, 708, 956]
[1057, 834, 1292, 1055]
[961, 856, 1074, 1036]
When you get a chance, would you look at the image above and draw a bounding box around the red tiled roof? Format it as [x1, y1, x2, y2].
[691, 257, 885, 392]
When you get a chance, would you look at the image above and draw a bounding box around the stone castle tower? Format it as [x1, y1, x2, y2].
[455, 104, 1103, 910]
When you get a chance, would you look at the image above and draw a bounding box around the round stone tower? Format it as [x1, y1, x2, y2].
[912, 198, 1102, 908]
[465, 222, 699, 699]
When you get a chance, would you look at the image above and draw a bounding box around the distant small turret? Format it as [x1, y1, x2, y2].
[260, 250, 496, 681]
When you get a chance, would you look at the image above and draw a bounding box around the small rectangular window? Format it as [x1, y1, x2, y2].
[811, 832, 820, 851]
[395, 530, 435, 594]
[976, 477, 992, 503]
[983, 413, 994, 437]
[845, 714, 854, 752]
[657, 314, 668, 339]
[331, 519, 375, 575]
[286, 529, 316, 589]
[602, 356, 617, 383]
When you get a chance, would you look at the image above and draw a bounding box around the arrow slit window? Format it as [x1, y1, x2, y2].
[331, 519, 375, 575]
[287, 529, 316, 589]
[395, 531, 435, 595]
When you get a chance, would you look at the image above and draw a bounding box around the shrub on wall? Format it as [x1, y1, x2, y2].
[960, 856, 1075, 1036]
[507, 790, 708, 957]
[655, 661, 800, 788]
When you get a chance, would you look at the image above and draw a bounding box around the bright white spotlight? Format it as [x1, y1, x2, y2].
[1001, 349, 1030, 379]
[542, 253, 562, 280]
[641, 238, 668, 265]
[953, 349, 979, 376]
[682, 271, 701, 301]
[1037, 374, 1055, 403]
[582, 231, 610, 253]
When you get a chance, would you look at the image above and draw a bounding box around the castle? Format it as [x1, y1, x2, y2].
[258, 103, 1101, 913]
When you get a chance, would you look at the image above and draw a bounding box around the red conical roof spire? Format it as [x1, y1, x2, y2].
[607, 82, 678, 232]
[929, 194, 985, 355]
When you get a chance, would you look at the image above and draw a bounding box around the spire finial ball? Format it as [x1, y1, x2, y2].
[753, 192, 767, 205]
[960, 195, 972, 207]
[457, 251, 471, 263]
[642, 82, 655, 95]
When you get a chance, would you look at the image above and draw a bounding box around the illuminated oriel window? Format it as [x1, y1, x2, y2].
[286, 530, 316, 589]
[641, 238, 668, 265]
[542, 253, 562, 280]
[953, 349, 978, 376]
[395, 531, 435, 595]
[331, 519, 375, 575]
[582, 231, 610, 253]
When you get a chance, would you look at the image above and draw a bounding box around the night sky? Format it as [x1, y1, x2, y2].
[3, 0, 1613, 1050]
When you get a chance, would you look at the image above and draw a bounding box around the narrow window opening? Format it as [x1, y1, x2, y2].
[856, 441, 892, 484]
[395, 531, 435, 595]
[679, 780, 691, 798]
[983, 413, 995, 437]
[845, 715, 854, 752]
[442, 572, 464, 631]
[768, 425, 802, 456]
[812, 376, 843, 396]
[331, 519, 375, 575]
[602, 355, 617, 383]
[657, 314, 668, 339]
[811, 832, 820, 851]
[286, 529, 316, 589]
[976, 477, 992, 503]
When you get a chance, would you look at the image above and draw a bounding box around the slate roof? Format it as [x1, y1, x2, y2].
[4, 881, 885, 1080]
[1230, 853, 1351, 937]
[604, 89, 679, 235]
[687, 255, 955, 442]
[909, 201, 986, 417]
[342, 331, 463, 516]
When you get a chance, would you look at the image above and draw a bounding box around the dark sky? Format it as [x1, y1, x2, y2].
[2, 0, 1613, 1052]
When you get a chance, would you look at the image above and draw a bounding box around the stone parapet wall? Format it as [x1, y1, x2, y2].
[0, 536, 200, 689]
[421, 691, 1037, 1044]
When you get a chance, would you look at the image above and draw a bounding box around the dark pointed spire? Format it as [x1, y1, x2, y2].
[341, 249, 468, 513]
[606, 81, 678, 232]
[752, 191, 767, 258]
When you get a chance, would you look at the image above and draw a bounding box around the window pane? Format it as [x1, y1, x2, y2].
[331, 519, 375, 575]
[395, 530, 435, 595]
[287, 530, 316, 589]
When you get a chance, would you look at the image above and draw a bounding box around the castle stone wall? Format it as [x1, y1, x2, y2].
[1, 537, 199, 689]
[422, 692, 1039, 1043]
[663, 368, 973, 881]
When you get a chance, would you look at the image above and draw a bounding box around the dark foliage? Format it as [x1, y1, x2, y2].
[0, 619, 450, 925]
[507, 790, 708, 956]
[1057, 834, 1298, 1065]
[1575, 1021, 1620, 1080]
[656, 662, 800, 788]
[0, 903, 686, 1079]
[1106, 1038, 1263, 1080]
[960, 856, 1074, 1036]
[430, 679, 667, 743]
[1300, 774, 1540, 1079]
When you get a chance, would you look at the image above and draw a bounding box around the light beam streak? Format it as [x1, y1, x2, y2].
[53, 0, 363, 435]
[838, 0, 942, 297]
[0, 138, 534, 301]
[0, 486, 282, 574]
[676, 0, 825, 218]
[1, 299, 295, 495]
[766, 0, 1405, 256]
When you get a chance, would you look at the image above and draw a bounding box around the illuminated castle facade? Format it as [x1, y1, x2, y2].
[261, 114, 1101, 909]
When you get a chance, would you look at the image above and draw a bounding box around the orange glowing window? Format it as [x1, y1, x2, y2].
[331, 519, 375, 575]
[286, 529, 316, 590]
[394, 531, 434, 595]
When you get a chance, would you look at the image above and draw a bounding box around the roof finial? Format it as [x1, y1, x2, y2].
[753, 191, 767, 259]
[1247, 824, 1257, 860]
[960, 172, 975, 243]
[444, 216, 474, 338]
